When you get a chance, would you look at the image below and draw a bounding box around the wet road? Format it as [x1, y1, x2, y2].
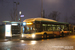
[0, 35, 75, 50]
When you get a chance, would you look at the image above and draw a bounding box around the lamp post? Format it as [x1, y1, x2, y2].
[19, 11, 21, 22]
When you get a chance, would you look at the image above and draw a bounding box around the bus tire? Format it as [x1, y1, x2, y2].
[43, 33, 47, 39]
[64, 34, 66, 36]
[62, 32, 64, 37]
[54, 34, 57, 37]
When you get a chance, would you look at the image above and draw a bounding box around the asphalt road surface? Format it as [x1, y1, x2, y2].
[0, 35, 75, 50]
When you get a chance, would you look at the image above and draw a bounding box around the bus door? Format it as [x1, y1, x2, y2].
[73, 26, 75, 34]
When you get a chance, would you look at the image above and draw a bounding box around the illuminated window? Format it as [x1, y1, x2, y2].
[64, 25, 68, 31]
[42, 24, 47, 26]
[53, 27, 56, 31]
[61, 25, 64, 30]
[48, 24, 51, 26]
[30, 27, 32, 30]
[5, 25, 12, 37]
[57, 25, 60, 31]
[47, 26, 53, 31]
[27, 26, 29, 31]
[52, 25, 56, 26]
[24, 25, 36, 33]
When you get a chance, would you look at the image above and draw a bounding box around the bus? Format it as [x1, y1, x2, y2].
[21, 18, 71, 39]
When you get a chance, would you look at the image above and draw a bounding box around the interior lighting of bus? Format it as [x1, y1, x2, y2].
[5, 25, 12, 37]
[48, 24, 51, 26]
[26, 23, 33, 25]
[30, 27, 32, 30]
[42, 24, 47, 26]
[12, 24, 18, 26]
[70, 31, 72, 33]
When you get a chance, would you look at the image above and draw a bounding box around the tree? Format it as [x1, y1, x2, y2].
[70, 12, 75, 20]
[64, 15, 68, 23]
[10, 9, 16, 21]
[10, 2, 19, 21]
[48, 11, 60, 21]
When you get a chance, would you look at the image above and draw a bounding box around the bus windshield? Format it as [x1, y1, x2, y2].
[24, 25, 35, 34]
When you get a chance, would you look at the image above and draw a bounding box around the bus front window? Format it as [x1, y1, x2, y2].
[24, 25, 35, 34]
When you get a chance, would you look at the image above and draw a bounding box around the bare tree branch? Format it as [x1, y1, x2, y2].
[48, 11, 60, 21]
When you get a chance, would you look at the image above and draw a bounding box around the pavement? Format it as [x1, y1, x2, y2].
[0, 39, 8, 42]
[0, 35, 75, 50]
[0, 34, 73, 42]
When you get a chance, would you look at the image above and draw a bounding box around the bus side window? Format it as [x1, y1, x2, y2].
[64, 25, 68, 31]
[42, 24, 47, 31]
[60, 25, 64, 31]
[57, 25, 60, 31]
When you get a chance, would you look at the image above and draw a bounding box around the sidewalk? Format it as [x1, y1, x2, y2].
[0, 39, 8, 42]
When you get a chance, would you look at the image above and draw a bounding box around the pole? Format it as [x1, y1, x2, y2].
[19, 11, 21, 22]
[41, 0, 43, 18]
[20, 16, 21, 22]
[16, 3, 18, 21]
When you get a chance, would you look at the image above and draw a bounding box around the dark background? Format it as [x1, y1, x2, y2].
[0, 0, 75, 24]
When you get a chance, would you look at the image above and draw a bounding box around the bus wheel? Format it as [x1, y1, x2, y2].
[43, 34, 47, 39]
[64, 34, 65, 36]
[62, 32, 64, 37]
[54, 34, 57, 37]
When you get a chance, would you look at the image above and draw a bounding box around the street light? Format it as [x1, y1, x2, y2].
[19, 11, 21, 15]
[19, 11, 21, 22]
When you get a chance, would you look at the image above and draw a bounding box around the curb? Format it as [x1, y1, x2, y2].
[0, 39, 9, 42]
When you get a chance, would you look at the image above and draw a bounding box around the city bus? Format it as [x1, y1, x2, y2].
[21, 18, 71, 39]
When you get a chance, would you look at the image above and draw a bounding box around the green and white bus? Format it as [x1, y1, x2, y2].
[21, 18, 71, 39]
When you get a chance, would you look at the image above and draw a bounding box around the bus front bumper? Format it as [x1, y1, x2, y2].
[21, 34, 43, 39]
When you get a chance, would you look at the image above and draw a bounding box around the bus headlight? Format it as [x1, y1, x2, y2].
[32, 34, 35, 38]
[22, 34, 24, 37]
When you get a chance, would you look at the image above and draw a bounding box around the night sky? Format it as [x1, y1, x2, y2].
[0, 0, 75, 24]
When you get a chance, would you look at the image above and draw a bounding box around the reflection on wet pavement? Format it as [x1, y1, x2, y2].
[0, 35, 75, 50]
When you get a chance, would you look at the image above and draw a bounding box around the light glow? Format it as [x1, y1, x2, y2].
[21, 40, 25, 42]
[19, 11, 21, 15]
[22, 34, 24, 37]
[45, 0, 62, 4]
[12, 24, 18, 26]
[23, 22, 26, 25]
[32, 34, 35, 38]
[5, 25, 12, 37]
[26, 23, 33, 25]
[31, 41, 36, 45]
[20, 15, 24, 17]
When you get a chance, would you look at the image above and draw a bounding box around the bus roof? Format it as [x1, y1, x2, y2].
[23, 18, 57, 22]
[35, 20, 69, 24]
